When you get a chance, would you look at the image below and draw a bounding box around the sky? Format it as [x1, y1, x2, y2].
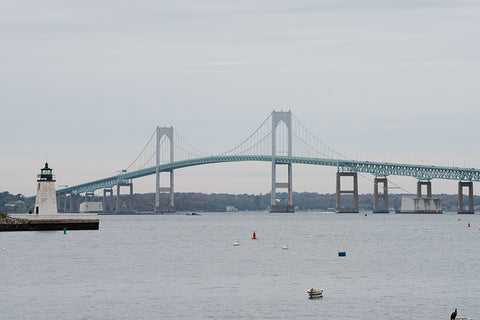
[2, 0, 480, 197]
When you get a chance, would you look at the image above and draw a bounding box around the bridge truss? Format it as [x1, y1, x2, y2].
[56, 155, 480, 195]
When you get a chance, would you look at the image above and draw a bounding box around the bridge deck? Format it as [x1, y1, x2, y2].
[56, 155, 480, 195]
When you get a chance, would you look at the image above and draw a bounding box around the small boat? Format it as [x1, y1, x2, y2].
[233, 241, 240, 246]
[307, 288, 323, 299]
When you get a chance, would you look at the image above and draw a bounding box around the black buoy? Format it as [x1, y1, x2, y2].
[450, 308, 457, 320]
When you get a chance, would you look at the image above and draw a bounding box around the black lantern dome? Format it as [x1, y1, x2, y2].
[37, 162, 55, 181]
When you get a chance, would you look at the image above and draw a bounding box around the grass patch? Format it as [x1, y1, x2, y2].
[0, 211, 9, 221]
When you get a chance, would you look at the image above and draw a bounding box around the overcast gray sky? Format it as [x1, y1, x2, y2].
[2, 0, 480, 197]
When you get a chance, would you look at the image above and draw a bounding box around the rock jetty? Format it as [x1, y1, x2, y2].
[0, 211, 99, 232]
[0, 211, 31, 231]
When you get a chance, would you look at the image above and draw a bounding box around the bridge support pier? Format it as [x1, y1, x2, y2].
[398, 180, 442, 214]
[270, 163, 294, 213]
[417, 181, 432, 198]
[269, 111, 294, 213]
[116, 182, 133, 213]
[458, 181, 474, 214]
[336, 172, 359, 213]
[58, 192, 72, 212]
[62, 193, 68, 212]
[103, 188, 114, 213]
[67, 192, 75, 212]
[68, 193, 80, 213]
[156, 170, 175, 213]
[373, 177, 389, 213]
[57, 194, 67, 213]
[85, 192, 95, 202]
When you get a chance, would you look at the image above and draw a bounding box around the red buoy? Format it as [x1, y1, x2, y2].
[468, 222, 471, 227]
[252, 231, 257, 239]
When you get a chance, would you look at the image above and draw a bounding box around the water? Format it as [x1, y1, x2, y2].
[1, 212, 478, 319]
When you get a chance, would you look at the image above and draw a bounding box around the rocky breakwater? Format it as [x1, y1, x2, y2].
[0, 211, 32, 231]
[1, 212, 99, 232]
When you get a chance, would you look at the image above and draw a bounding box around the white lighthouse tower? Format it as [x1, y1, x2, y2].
[34, 162, 58, 214]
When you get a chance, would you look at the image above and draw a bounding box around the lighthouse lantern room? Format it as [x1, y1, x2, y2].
[34, 162, 58, 214]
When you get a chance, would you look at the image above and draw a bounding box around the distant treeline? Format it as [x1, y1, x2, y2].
[132, 192, 476, 212]
[0, 191, 32, 213]
[1, 191, 478, 213]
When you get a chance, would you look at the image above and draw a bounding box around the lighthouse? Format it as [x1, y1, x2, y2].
[34, 162, 58, 214]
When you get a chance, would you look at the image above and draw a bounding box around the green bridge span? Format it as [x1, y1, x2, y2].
[56, 155, 480, 195]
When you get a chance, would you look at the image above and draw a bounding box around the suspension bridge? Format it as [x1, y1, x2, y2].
[56, 111, 480, 214]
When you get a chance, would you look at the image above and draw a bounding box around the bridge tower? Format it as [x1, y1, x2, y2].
[270, 111, 294, 213]
[155, 127, 175, 212]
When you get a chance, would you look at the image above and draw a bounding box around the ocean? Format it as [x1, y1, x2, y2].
[1, 211, 478, 319]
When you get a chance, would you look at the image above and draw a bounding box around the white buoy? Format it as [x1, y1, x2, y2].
[282, 245, 289, 250]
[233, 241, 240, 246]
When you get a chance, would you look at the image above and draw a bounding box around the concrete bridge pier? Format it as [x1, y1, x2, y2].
[403, 180, 442, 214]
[373, 177, 389, 213]
[65, 192, 72, 212]
[336, 172, 359, 213]
[58, 192, 75, 212]
[270, 163, 294, 213]
[458, 181, 474, 214]
[85, 192, 95, 202]
[57, 194, 67, 213]
[417, 181, 432, 198]
[116, 182, 133, 213]
[68, 193, 80, 213]
[103, 188, 114, 213]
[155, 170, 175, 213]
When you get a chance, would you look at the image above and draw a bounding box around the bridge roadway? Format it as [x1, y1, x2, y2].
[56, 155, 480, 195]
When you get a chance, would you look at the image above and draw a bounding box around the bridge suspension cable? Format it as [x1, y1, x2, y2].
[218, 112, 273, 156]
[125, 129, 157, 172]
[174, 130, 211, 160]
[291, 114, 349, 159]
[124, 127, 212, 173]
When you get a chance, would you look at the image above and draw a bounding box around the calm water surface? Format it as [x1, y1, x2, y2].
[1, 212, 479, 319]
